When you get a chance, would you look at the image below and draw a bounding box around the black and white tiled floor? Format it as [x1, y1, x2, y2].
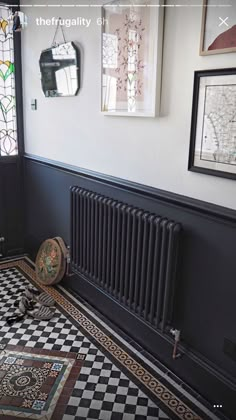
[0, 258, 226, 420]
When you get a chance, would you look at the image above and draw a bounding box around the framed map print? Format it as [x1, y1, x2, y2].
[101, 0, 164, 117]
[188, 68, 236, 179]
[200, 0, 236, 55]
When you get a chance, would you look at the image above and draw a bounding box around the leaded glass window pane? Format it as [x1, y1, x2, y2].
[0, 6, 17, 157]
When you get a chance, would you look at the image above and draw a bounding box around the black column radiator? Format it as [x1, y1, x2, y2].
[70, 186, 181, 332]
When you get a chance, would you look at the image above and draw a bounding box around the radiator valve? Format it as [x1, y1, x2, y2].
[170, 328, 181, 360]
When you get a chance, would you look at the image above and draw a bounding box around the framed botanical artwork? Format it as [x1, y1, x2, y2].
[188, 68, 236, 180]
[101, 0, 164, 117]
[200, 0, 236, 55]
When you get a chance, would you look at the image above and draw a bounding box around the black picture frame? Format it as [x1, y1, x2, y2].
[188, 68, 236, 180]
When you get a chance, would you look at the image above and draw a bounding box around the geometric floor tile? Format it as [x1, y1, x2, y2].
[0, 346, 83, 420]
[0, 258, 224, 420]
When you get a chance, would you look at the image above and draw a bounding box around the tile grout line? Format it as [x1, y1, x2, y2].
[0, 258, 222, 420]
[58, 285, 218, 418]
[20, 261, 213, 419]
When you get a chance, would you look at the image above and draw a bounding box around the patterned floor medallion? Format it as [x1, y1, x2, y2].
[0, 257, 225, 420]
[0, 347, 83, 419]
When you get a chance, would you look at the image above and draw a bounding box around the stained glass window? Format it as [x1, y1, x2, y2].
[0, 6, 17, 157]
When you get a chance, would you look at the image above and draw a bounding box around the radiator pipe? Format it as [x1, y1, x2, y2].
[170, 328, 181, 359]
[0, 237, 5, 259]
[66, 245, 73, 276]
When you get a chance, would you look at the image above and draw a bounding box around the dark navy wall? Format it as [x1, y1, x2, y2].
[23, 154, 236, 419]
[0, 158, 24, 255]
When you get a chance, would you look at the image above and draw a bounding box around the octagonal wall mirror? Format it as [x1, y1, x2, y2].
[39, 42, 80, 97]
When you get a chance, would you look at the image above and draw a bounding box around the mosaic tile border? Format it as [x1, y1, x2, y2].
[0, 259, 207, 420]
[58, 285, 224, 420]
[0, 345, 83, 420]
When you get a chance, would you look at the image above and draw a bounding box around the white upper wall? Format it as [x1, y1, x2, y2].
[21, 0, 236, 210]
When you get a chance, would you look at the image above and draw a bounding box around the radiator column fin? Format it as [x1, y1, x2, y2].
[70, 187, 181, 332]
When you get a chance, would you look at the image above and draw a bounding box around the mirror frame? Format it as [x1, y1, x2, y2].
[39, 42, 80, 98]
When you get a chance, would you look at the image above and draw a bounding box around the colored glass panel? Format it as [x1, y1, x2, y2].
[0, 6, 17, 157]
